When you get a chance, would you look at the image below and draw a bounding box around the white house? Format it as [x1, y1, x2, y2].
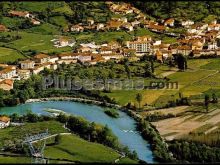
[17, 69, 31, 80]
[122, 23, 133, 31]
[78, 54, 92, 63]
[49, 56, 59, 63]
[20, 60, 35, 69]
[208, 24, 220, 31]
[70, 25, 84, 32]
[99, 46, 113, 54]
[96, 23, 105, 31]
[34, 54, 50, 64]
[0, 116, 10, 128]
[181, 20, 194, 27]
[0, 68, 17, 79]
[208, 42, 218, 50]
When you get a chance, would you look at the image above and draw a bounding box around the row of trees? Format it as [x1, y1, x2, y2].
[136, 119, 174, 162]
[57, 113, 138, 160]
[169, 140, 220, 163]
[204, 93, 218, 112]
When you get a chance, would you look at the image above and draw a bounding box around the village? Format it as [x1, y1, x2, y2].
[0, 1, 220, 91]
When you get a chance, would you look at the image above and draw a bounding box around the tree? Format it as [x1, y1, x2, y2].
[175, 54, 187, 71]
[55, 134, 62, 144]
[212, 93, 218, 103]
[144, 62, 152, 77]
[150, 60, 154, 73]
[204, 94, 210, 113]
[135, 93, 143, 110]
[124, 62, 131, 79]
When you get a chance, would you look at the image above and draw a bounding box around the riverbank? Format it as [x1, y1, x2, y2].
[25, 96, 170, 163]
[26, 97, 122, 109]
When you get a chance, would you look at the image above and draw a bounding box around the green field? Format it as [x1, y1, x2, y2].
[0, 47, 25, 63]
[45, 134, 137, 164]
[101, 58, 220, 108]
[0, 156, 31, 163]
[0, 31, 72, 55]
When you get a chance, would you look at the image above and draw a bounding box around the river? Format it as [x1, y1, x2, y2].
[0, 101, 154, 163]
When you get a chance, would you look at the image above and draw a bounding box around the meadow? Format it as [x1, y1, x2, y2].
[44, 134, 137, 164]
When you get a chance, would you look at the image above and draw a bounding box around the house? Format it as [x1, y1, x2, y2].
[124, 9, 133, 14]
[78, 53, 92, 63]
[169, 45, 178, 55]
[8, 10, 30, 18]
[121, 17, 127, 23]
[77, 46, 97, 53]
[99, 46, 113, 54]
[89, 54, 106, 65]
[163, 18, 175, 27]
[0, 25, 8, 32]
[70, 25, 84, 32]
[131, 20, 140, 28]
[31, 18, 40, 25]
[136, 35, 152, 42]
[87, 18, 94, 26]
[58, 37, 75, 47]
[49, 56, 59, 63]
[159, 43, 170, 51]
[101, 53, 123, 61]
[204, 30, 220, 41]
[208, 41, 218, 50]
[32, 65, 45, 75]
[191, 40, 204, 50]
[80, 42, 100, 49]
[181, 20, 194, 27]
[153, 40, 162, 46]
[107, 20, 123, 30]
[0, 116, 10, 128]
[148, 24, 166, 33]
[19, 60, 35, 69]
[132, 7, 141, 14]
[207, 23, 220, 31]
[135, 13, 146, 20]
[177, 45, 192, 55]
[96, 23, 105, 31]
[34, 53, 50, 64]
[56, 59, 77, 65]
[50, 63, 58, 70]
[121, 23, 133, 31]
[58, 53, 78, 60]
[0, 68, 17, 79]
[125, 40, 151, 55]
[17, 69, 31, 79]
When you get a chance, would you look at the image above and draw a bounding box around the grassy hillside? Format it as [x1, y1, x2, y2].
[45, 134, 137, 164]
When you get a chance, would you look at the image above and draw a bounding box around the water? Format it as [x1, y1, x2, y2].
[0, 101, 154, 163]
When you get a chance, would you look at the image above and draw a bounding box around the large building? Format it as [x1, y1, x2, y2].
[125, 40, 151, 55]
[19, 60, 35, 69]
